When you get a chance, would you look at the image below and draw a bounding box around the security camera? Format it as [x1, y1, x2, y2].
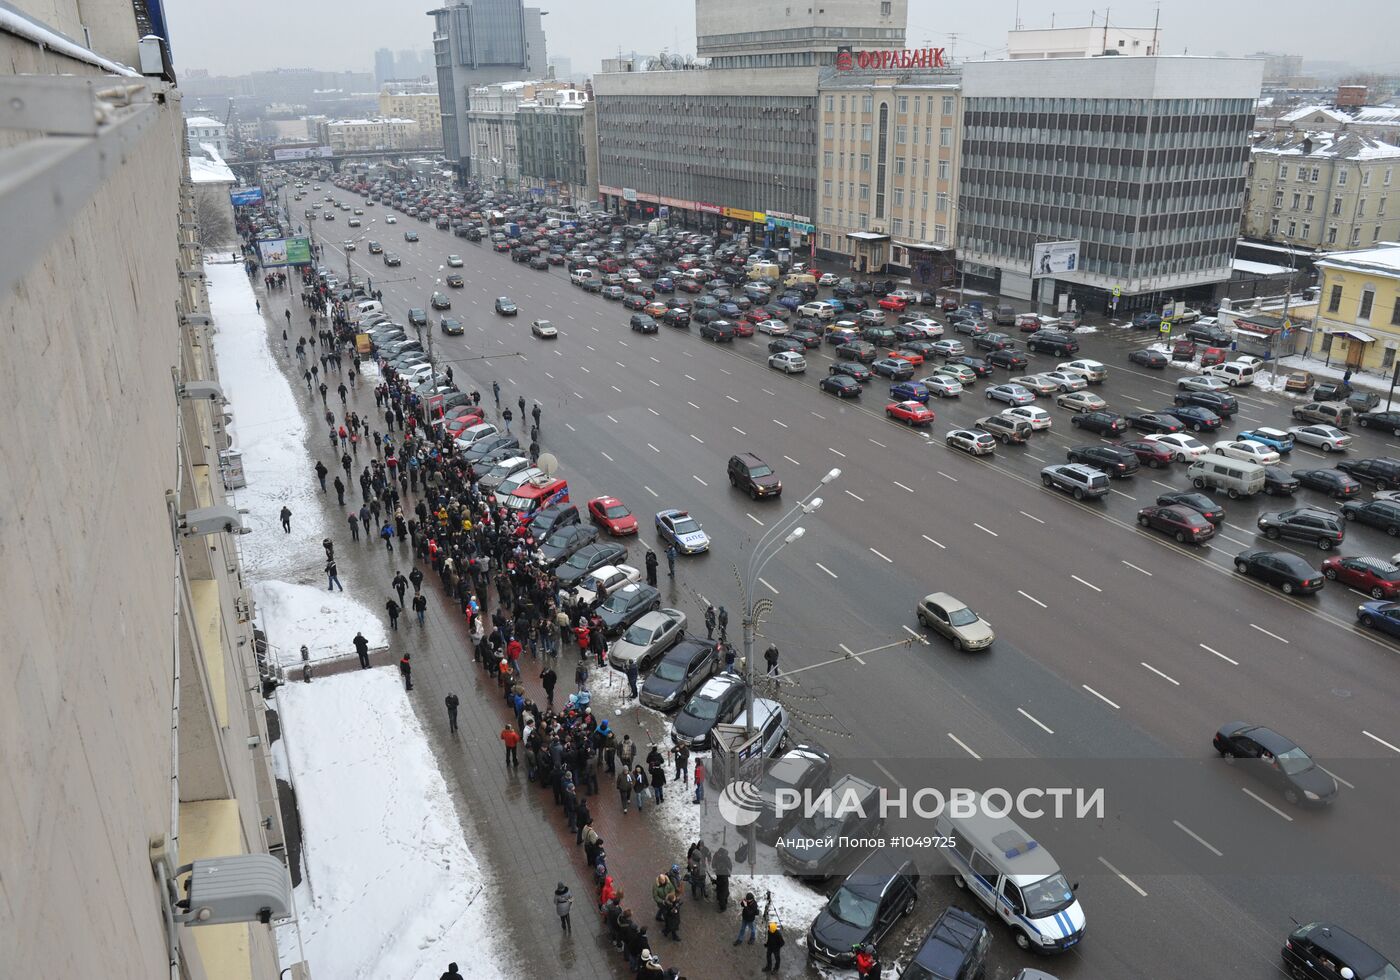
[179, 380, 224, 402]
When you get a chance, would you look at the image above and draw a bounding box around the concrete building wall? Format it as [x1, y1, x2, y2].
[1244, 138, 1400, 251]
[1006, 25, 1160, 59]
[697, 0, 907, 57]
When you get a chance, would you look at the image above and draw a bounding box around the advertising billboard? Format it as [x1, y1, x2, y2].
[230, 187, 264, 207]
[1031, 240, 1081, 278]
[272, 145, 334, 161]
[257, 237, 312, 268]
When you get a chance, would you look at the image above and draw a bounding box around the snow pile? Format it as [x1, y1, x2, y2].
[252, 580, 386, 666]
[276, 671, 508, 980]
[1073, 326, 1098, 334]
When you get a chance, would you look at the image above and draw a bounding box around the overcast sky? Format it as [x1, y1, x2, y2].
[166, 0, 1397, 78]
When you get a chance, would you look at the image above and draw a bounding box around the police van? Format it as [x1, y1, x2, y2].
[934, 800, 1086, 952]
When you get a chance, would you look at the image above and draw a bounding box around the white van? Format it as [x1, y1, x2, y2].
[353, 299, 384, 319]
[454, 422, 499, 449]
[1204, 362, 1256, 387]
[798, 302, 835, 321]
[1187, 456, 1266, 498]
[934, 800, 1086, 952]
[569, 268, 596, 286]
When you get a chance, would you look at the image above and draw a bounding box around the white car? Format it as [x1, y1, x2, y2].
[818, 273, 839, 286]
[1010, 374, 1059, 396]
[930, 339, 965, 358]
[531, 319, 558, 338]
[385, 215, 398, 224]
[1040, 370, 1088, 392]
[1178, 375, 1230, 393]
[1212, 439, 1280, 465]
[889, 288, 919, 302]
[342, 240, 356, 251]
[922, 375, 963, 398]
[945, 428, 996, 456]
[1056, 390, 1108, 413]
[570, 564, 642, 607]
[1287, 424, 1352, 453]
[768, 351, 807, 374]
[1145, 433, 1209, 462]
[447, 255, 464, 267]
[798, 302, 836, 320]
[758, 318, 791, 336]
[904, 318, 944, 338]
[1057, 359, 1108, 383]
[1002, 406, 1053, 430]
[1233, 355, 1264, 369]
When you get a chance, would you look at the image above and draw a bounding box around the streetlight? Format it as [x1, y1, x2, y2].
[739, 467, 839, 736]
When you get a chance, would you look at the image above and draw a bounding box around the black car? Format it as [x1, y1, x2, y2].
[838, 341, 878, 363]
[662, 307, 691, 327]
[529, 255, 549, 270]
[872, 358, 915, 380]
[1356, 410, 1400, 434]
[1125, 411, 1183, 434]
[554, 541, 628, 586]
[637, 638, 721, 712]
[1066, 444, 1140, 477]
[1336, 457, 1400, 490]
[1163, 404, 1223, 432]
[1263, 466, 1300, 497]
[1283, 922, 1397, 980]
[596, 583, 662, 637]
[1174, 389, 1237, 416]
[1025, 331, 1080, 356]
[580, 278, 603, 293]
[1129, 348, 1169, 369]
[494, 297, 518, 315]
[463, 434, 519, 462]
[439, 316, 464, 336]
[1234, 548, 1325, 594]
[671, 673, 747, 746]
[768, 337, 805, 355]
[623, 293, 649, 311]
[407, 308, 427, 327]
[829, 362, 873, 383]
[1341, 498, 1400, 535]
[1293, 468, 1362, 499]
[430, 291, 451, 310]
[973, 331, 1012, 351]
[774, 774, 883, 880]
[790, 328, 823, 349]
[807, 852, 919, 966]
[820, 375, 862, 398]
[899, 339, 943, 359]
[1213, 723, 1339, 805]
[629, 313, 658, 334]
[538, 524, 599, 567]
[1069, 410, 1128, 436]
[1157, 491, 1225, 524]
[1184, 324, 1232, 345]
[728, 453, 782, 498]
[750, 744, 833, 844]
[902, 906, 991, 980]
[699, 319, 736, 342]
[1258, 506, 1345, 550]
[403, 230, 419, 242]
[528, 503, 581, 541]
[956, 355, 993, 378]
[986, 348, 1030, 370]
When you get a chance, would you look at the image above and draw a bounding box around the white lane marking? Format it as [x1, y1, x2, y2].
[643, 486, 659, 497]
[545, 371, 555, 380]
[616, 361, 626, 368]
[600, 451, 614, 462]
[829, 447, 846, 457]
[922, 534, 945, 549]
[1082, 685, 1121, 710]
[591, 326, 599, 332]
[1250, 623, 1289, 644]
[782, 455, 800, 466]
[758, 577, 780, 595]
[948, 733, 981, 760]
[762, 388, 776, 396]
[618, 341, 630, 347]
[893, 480, 915, 493]
[579, 365, 591, 373]
[720, 368, 732, 375]
[682, 350, 693, 357]
[687, 401, 700, 410]
[684, 374, 696, 381]
[647, 443, 660, 453]
[844, 489, 865, 502]
[1097, 856, 1147, 897]
[649, 379, 661, 387]
[564, 423, 577, 432]
[871, 759, 905, 789]
[1219, 533, 1248, 547]
[1241, 788, 1294, 822]
[606, 415, 619, 424]
[869, 438, 887, 448]
[1019, 590, 1046, 608]
[585, 345, 595, 351]
[811, 411, 827, 420]
[773, 419, 789, 428]
[1141, 662, 1180, 686]
[1020, 511, 1045, 524]
[1224, 522, 1252, 535]
[611, 385, 623, 394]
[647, 408, 660, 416]
[1200, 643, 1238, 666]
[1110, 488, 1136, 500]
[1363, 730, 1400, 754]
[974, 522, 998, 536]
[693, 475, 708, 486]
[1072, 574, 1102, 592]
[938, 471, 958, 482]
[1017, 707, 1055, 735]
[815, 562, 838, 579]
[725, 394, 739, 403]
[732, 425, 747, 435]
[1122, 560, 1152, 576]
[689, 433, 704, 444]
[747, 513, 765, 527]
[838, 642, 866, 665]
[554, 349, 563, 356]
[1151, 480, 1175, 490]
[1120, 392, 1142, 402]
[1320, 766, 1355, 790]
[869, 547, 893, 563]
[650, 356, 661, 364]
[1174, 820, 1223, 856]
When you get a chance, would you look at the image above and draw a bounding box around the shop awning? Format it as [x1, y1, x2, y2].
[846, 231, 890, 243]
[1235, 329, 1270, 340]
[1331, 329, 1377, 342]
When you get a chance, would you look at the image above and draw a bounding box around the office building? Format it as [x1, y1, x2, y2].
[316, 116, 422, 152]
[1311, 242, 1400, 372]
[185, 114, 229, 157]
[1006, 24, 1161, 60]
[375, 47, 396, 86]
[524, 7, 549, 79]
[3, 2, 291, 978]
[1247, 51, 1305, 85]
[517, 87, 595, 204]
[956, 56, 1262, 312]
[380, 82, 444, 147]
[548, 55, 573, 82]
[1244, 131, 1400, 252]
[428, 0, 549, 178]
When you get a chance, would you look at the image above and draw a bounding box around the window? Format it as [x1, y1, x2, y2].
[1352, 228, 1362, 245]
[859, 212, 869, 229]
[822, 233, 832, 249]
[1381, 198, 1388, 216]
[894, 158, 905, 176]
[1287, 221, 1296, 237]
[1376, 225, 1383, 242]
[824, 123, 834, 139]
[1338, 169, 1348, 186]
[940, 127, 952, 147]
[1359, 286, 1375, 321]
[896, 125, 907, 145]
[969, 851, 999, 881]
[936, 192, 948, 213]
[893, 188, 904, 206]
[1312, 168, 1320, 182]
[897, 96, 908, 114]
[1279, 164, 1289, 180]
[935, 223, 947, 243]
[1386, 167, 1394, 186]
[860, 153, 870, 172]
[1291, 193, 1301, 210]
[921, 192, 928, 210]
[1302, 223, 1311, 239]
[859, 184, 870, 201]
[1328, 226, 1338, 245]
[823, 180, 832, 197]
[942, 96, 954, 115]
[1270, 217, 1280, 236]
[1358, 199, 1367, 217]
[892, 218, 903, 234]
[861, 124, 872, 142]
[1333, 197, 1343, 216]
[823, 151, 833, 168]
[822, 208, 833, 224]
[861, 95, 873, 113]
[825, 95, 834, 112]
[1305, 194, 1314, 212]
[1391, 297, 1400, 326]
[938, 160, 950, 180]
[1385, 347, 1397, 371]
[880, 0, 891, 12]
[1362, 169, 1371, 187]
[1273, 191, 1283, 208]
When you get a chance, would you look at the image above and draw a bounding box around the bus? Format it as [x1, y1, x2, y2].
[501, 475, 570, 522]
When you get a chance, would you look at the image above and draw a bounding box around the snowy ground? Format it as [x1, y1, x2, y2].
[252, 580, 386, 667]
[275, 671, 509, 980]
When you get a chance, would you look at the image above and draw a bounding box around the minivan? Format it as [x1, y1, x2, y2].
[1292, 401, 1354, 429]
[1205, 362, 1255, 387]
[1187, 456, 1266, 498]
[728, 453, 782, 499]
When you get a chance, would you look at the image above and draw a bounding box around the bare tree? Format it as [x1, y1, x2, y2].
[195, 189, 236, 248]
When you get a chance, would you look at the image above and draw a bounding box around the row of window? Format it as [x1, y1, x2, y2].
[822, 93, 957, 118]
[823, 122, 953, 146]
[961, 233, 1232, 281]
[1326, 283, 1400, 326]
[1270, 190, 1389, 218]
[967, 96, 1254, 116]
[1279, 162, 1394, 186]
[964, 123, 1246, 151]
[962, 149, 1245, 184]
[960, 203, 1239, 250]
[1274, 219, 1383, 246]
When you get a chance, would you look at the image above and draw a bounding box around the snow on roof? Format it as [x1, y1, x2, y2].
[185, 115, 224, 129]
[1233, 258, 1294, 276]
[1279, 104, 1348, 124]
[1252, 129, 1400, 161]
[189, 143, 235, 184]
[1314, 242, 1400, 278]
[1350, 106, 1400, 127]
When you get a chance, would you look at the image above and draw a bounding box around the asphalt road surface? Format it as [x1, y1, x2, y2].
[297, 186, 1400, 979]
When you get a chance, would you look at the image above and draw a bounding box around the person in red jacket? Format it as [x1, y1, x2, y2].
[500, 724, 520, 768]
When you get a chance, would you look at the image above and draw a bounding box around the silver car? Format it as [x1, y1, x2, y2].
[1287, 424, 1352, 453]
[608, 608, 687, 671]
[916, 592, 994, 651]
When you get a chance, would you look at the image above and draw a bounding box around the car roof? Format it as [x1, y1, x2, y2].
[921, 592, 969, 611]
[694, 673, 743, 699]
[839, 850, 916, 898]
[1300, 923, 1391, 974]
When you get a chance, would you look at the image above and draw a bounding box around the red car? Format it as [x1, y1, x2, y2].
[731, 319, 755, 337]
[1121, 439, 1176, 469]
[744, 308, 771, 324]
[1321, 555, 1400, 598]
[885, 400, 935, 426]
[587, 496, 638, 536]
[887, 349, 924, 367]
[1136, 504, 1215, 544]
[878, 295, 908, 312]
[1016, 314, 1042, 333]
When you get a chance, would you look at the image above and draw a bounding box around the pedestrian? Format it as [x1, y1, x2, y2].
[672, 742, 690, 785]
[502, 406, 513, 429]
[652, 873, 676, 923]
[531, 402, 541, 428]
[648, 757, 666, 804]
[413, 593, 427, 626]
[353, 631, 370, 669]
[718, 605, 729, 640]
[500, 724, 520, 768]
[386, 597, 401, 630]
[398, 653, 412, 691]
[665, 543, 678, 577]
[445, 693, 459, 733]
[492, 380, 501, 407]
[326, 559, 342, 591]
[625, 659, 639, 699]
[381, 521, 395, 552]
[393, 571, 408, 604]
[734, 893, 759, 945]
[645, 548, 659, 587]
[763, 920, 785, 973]
[322, 537, 335, 563]
[662, 893, 682, 941]
[553, 882, 573, 934]
[540, 665, 557, 709]
[575, 659, 589, 693]
[704, 604, 717, 640]
[686, 841, 710, 900]
[712, 847, 732, 912]
[764, 643, 780, 677]
[347, 512, 360, 541]
[632, 765, 649, 811]
[333, 475, 346, 505]
[517, 394, 526, 418]
[315, 460, 328, 491]
[280, 506, 293, 533]
[693, 759, 706, 804]
[409, 566, 424, 595]
[616, 767, 634, 813]
[440, 963, 463, 980]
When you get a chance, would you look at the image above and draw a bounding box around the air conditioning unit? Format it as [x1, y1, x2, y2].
[176, 855, 291, 926]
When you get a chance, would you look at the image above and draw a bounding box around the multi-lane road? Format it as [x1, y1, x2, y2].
[300, 184, 1400, 979]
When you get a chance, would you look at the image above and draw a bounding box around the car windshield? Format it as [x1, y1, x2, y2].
[947, 607, 979, 627]
[827, 887, 879, 929]
[1274, 746, 1316, 776]
[673, 518, 700, 535]
[653, 659, 687, 682]
[1022, 873, 1077, 918]
[747, 464, 774, 478]
[623, 623, 655, 646]
[601, 593, 631, 613]
[685, 695, 724, 721]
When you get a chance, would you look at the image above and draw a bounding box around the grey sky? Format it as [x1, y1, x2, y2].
[166, 0, 1397, 78]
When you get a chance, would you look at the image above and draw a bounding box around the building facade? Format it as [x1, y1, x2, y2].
[466, 80, 528, 184]
[2, 3, 290, 978]
[517, 88, 595, 203]
[185, 114, 229, 157]
[316, 116, 421, 152]
[815, 70, 963, 278]
[374, 47, 396, 86]
[523, 6, 548, 78]
[696, 0, 907, 68]
[1243, 131, 1400, 252]
[379, 83, 444, 146]
[1311, 243, 1400, 372]
[956, 56, 1262, 310]
[1006, 25, 1161, 59]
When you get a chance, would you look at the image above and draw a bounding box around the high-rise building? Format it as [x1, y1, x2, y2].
[548, 55, 572, 81]
[524, 7, 549, 79]
[380, 82, 445, 146]
[375, 47, 396, 86]
[429, 0, 547, 177]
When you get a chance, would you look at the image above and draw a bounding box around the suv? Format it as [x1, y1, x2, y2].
[807, 852, 920, 966]
[1341, 498, 1400, 535]
[1185, 323, 1233, 345]
[1066, 444, 1140, 478]
[699, 319, 737, 342]
[637, 638, 720, 711]
[975, 414, 1032, 445]
[903, 907, 991, 980]
[1071, 410, 1128, 435]
[774, 773, 883, 880]
[1025, 330, 1080, 356]
[671, 673, 747, 748]
[1175, 389, 1238, 416]
[1257, 507, 1345, 550]
[1041, 463, 1111, 500]
[728, 453, 782, 499]
[1336, 457, 1400, 490]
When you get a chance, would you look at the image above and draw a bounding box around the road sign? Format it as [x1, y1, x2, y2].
[1159, 322, 1172, 335]
[1112, 286, 1122, 298]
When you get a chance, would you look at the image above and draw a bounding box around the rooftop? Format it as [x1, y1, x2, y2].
[189, 143, 235, 184]
[1251, 129, 1400, 161]
[1314, 242, 1400, 278]
[185, 115, 224, 129]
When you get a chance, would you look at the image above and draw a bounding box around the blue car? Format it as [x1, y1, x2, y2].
[890, 381, 931, 404]
[823, 298, 846, 313]
[1357, 600, 1400, 638]
[653, 277, 675, 293]
[777, 294, 803, 311]
[1238, 428, 1295, 454]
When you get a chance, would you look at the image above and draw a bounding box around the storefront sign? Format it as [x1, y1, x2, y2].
[722, 207, 764, 223]
[622, 187, 638, 202]
[768, 215, 816, 234]
[836, 47, 947, 71]
[697, 202, 722, 215]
